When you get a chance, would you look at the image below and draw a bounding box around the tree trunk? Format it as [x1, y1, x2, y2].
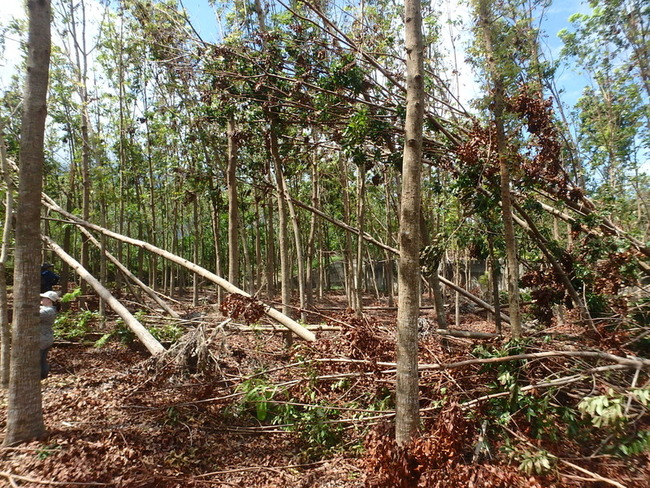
[67, 0, 92, 293]
[268, 127, 291, 323]
[76, 224, 179, 318]
[41, 195, 316, 342]
[227, 118, 240, 288]
[395, 0, 424, 446]
[305, 160, 319, 309]
[265, 191, 276, 301]
[487, 233, 502, 335]
[354, 164, 366, 316]
[43, 236, 165, 355]
[4, 0, 51, 446]
[192, 198, 200, 306]
[0, 125, 14, 387]
[476, 0, 522, 338]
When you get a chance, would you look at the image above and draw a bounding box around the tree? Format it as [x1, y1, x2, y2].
[395, 0, 425, 445]
[4, 0, 51, 446]
[474, 0, 523, 338]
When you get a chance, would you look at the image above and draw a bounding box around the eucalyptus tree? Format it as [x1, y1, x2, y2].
[395, 0, 425, 445]
[54, 0, 98, 288]
[0, 125, 14, 387]
[4, 0, 51, 446]
[473, 0, 523, 338]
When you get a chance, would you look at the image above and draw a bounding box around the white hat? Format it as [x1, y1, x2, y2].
[40, 291, 59, 302]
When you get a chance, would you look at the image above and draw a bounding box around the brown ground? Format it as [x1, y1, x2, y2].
[0, 293, 648, 487]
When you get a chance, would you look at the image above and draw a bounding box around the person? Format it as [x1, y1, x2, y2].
[40, 290, 59, 380]
[41, 262, 60, 293]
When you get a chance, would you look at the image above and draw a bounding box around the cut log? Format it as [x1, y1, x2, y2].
[41, 195, 316, 342]
[42, 235, 165, 356]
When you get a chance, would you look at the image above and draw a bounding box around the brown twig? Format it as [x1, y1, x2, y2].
[0, 471, 110, 486]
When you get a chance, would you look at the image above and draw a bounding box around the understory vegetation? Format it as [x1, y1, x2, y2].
[1, 293, 643, 487]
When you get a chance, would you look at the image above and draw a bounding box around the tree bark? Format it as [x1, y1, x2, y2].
[395, 0, 425, 445]
[354, 164, 366, 316]
[0, 125, 14, 387]
[4, 0, 51, 446]
[227, 118, 240, 288]
[476, 0, 522, 338]
[268, 125, 292, 322]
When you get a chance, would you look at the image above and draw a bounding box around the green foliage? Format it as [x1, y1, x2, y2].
[148, 322, 185, 343]
[319, 54, 366, 95]
[577, 387, 650, 456]
[60, 287, 82, 303]
[114, 320, 136, 345]
[578, 391, 624, 428]
[474, 340, 577, 441]
[235, 378, 282, 422]
[507, 446, 554, 475]
[53, 310, 99, 341]
[231, 377, 387, 459]
[275, 391, 344, 460]
[36, 444, 61, 460]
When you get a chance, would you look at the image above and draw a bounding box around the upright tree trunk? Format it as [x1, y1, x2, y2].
[192, 198, 200, 306]
[354, 164, 366, 316]
[227, 118, 240, 287]
[305, 159, 319, 309]
[0, 126, 14, 387]
[476, 0, 522, 338]
[4, 0, 51, 445]
[384, 178, 395, 306]
[338, 155, 354, 307]
[395, 0, 425, 446]
[67, 0, 92, 292]
[487, 233, 502, 335]
[208, 175, 223, 304]
[265, 191, 276, 301]
[268, 129, 291, 320]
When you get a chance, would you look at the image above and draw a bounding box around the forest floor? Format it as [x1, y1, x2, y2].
[0, 292, 648, 487]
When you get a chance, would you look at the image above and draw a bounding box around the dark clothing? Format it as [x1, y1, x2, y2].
[41, 348, 51, 379]
[41, 269, 59, 293]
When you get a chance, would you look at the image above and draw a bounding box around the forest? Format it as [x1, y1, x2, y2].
[0, 0, 649, 486]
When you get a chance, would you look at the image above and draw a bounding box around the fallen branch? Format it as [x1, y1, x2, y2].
[559, 460, 628, 488]
[77, 225, 180, 319]
[459, 364, 629, 409]
[434, 329, 498, 339]
[0, 471, 110, 486]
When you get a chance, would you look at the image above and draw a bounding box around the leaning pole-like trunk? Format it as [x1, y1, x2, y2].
[395, 0, 425, 446]
[43, 236, 165, 355]
[76, 224, 180, 318]
[41, 195, 316, 342]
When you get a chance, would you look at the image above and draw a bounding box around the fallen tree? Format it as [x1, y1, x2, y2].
[43, 235, 166, 356]
[41, 194, 316, 342]
[76, 224, 180, 319]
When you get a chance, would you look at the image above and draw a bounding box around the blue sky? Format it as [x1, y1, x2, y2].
[0, 0, 592, 109]
[172, 0, 593, 108]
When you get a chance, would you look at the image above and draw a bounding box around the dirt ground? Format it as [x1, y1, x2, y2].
[0, 293, 648, 487]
